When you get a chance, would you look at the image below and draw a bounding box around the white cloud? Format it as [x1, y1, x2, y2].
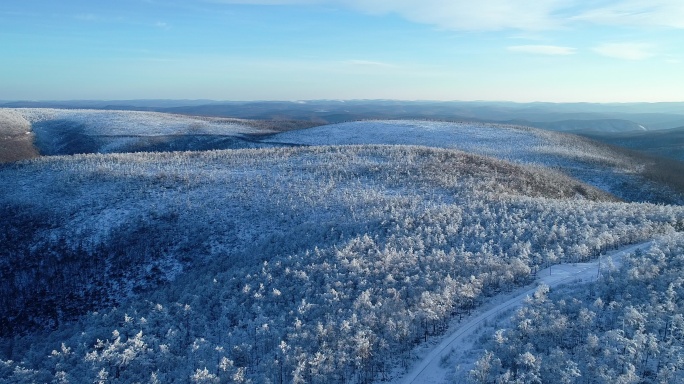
[345, 59, 396, 68]
[593, 43, 654, 60]
[200, 0, 684, 31]
[507, 45, 576, 55]
[345, 0, 566, 31]
[202, 0, 565, 30]
[573, 0, 684, 28]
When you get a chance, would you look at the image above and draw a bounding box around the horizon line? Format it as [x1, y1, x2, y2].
[3, 98, 684, 105]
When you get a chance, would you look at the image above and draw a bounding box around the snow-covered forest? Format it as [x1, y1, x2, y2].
[471, 232, 684, 383]
[3, 108, 682, 203]
[1, 142, 683, 383]
[269, 120, 683, 204]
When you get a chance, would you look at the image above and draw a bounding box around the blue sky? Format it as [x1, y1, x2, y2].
[1, 0, 683, 102]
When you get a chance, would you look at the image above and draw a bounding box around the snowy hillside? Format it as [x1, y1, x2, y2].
[2, 108, 277, 156]
[1, 145, 683, 383]
[269, 120, 682, 204]
[270, 120, 547, 159]
[470, 233, 684, 383]
[14, 108, 261, 136]
[0, 109, 38, 162]
[3, 109, 681, 203]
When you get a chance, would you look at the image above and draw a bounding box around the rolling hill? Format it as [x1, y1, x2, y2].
[267, 120, 683, 204]
[7, 107, 682, 203]
[16, 108, 276, 156]
[0, 108, 315, 161]
[2, 107, 684, 383]
[1, 142, 683, 383]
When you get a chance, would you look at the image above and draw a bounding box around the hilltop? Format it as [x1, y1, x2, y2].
[268, 120, 683, 204]
[2, 108, 682, 204]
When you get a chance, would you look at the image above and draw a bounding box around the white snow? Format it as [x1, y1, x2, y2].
[393, 241, 651, 384]
[0, 108, 32, 135]
[269, 119, 677, 203]
[267, 120, 637, 170]
[7, 108, 269, 136]
[270, 120, 543, 161]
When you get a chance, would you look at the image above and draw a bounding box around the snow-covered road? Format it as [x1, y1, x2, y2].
[399, 241, 651, 384]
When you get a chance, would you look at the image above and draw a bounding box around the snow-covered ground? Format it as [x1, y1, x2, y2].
[4, 111, 678, 202]
[270, 120, 547, 163]
[0, 108, 279, 156]
[2, 140, 682, 382]
[268, 120, 642, 174]
[9, 108, 265, 136]
[269, 120, 683, 203]
[0, 108, 32, 135]
[392, 241, 651, 384]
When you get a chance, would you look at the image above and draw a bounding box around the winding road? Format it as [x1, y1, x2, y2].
[399, 241, 651, 384]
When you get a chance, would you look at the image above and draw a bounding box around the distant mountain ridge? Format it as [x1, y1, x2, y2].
[523, 118, 646, 133]
[3, 100, 684, 133]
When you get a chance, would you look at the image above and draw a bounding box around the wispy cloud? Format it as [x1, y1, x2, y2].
[507, 45, 576, 55]
[73, 13, 131, 25]
[344, 59, 396, 68]
[201, 0, 684, 31]
[345, 0, 564, 31]
[74, 12, 170, 29]
[572, 0, 684, 28]
[664, 55, 682, 64]
[202, 0, 563, 30]
[75, 13, 100, 22]
[593, 43, 654, 60]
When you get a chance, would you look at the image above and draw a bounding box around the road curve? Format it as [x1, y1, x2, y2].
[400, 241, 651, 384]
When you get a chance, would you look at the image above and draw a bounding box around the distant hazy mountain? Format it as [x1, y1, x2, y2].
[3, 100, 684, 133]
[0, 99, 217, 109]
[522, 119, 647, 133]
[160, 100, 684, 133]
